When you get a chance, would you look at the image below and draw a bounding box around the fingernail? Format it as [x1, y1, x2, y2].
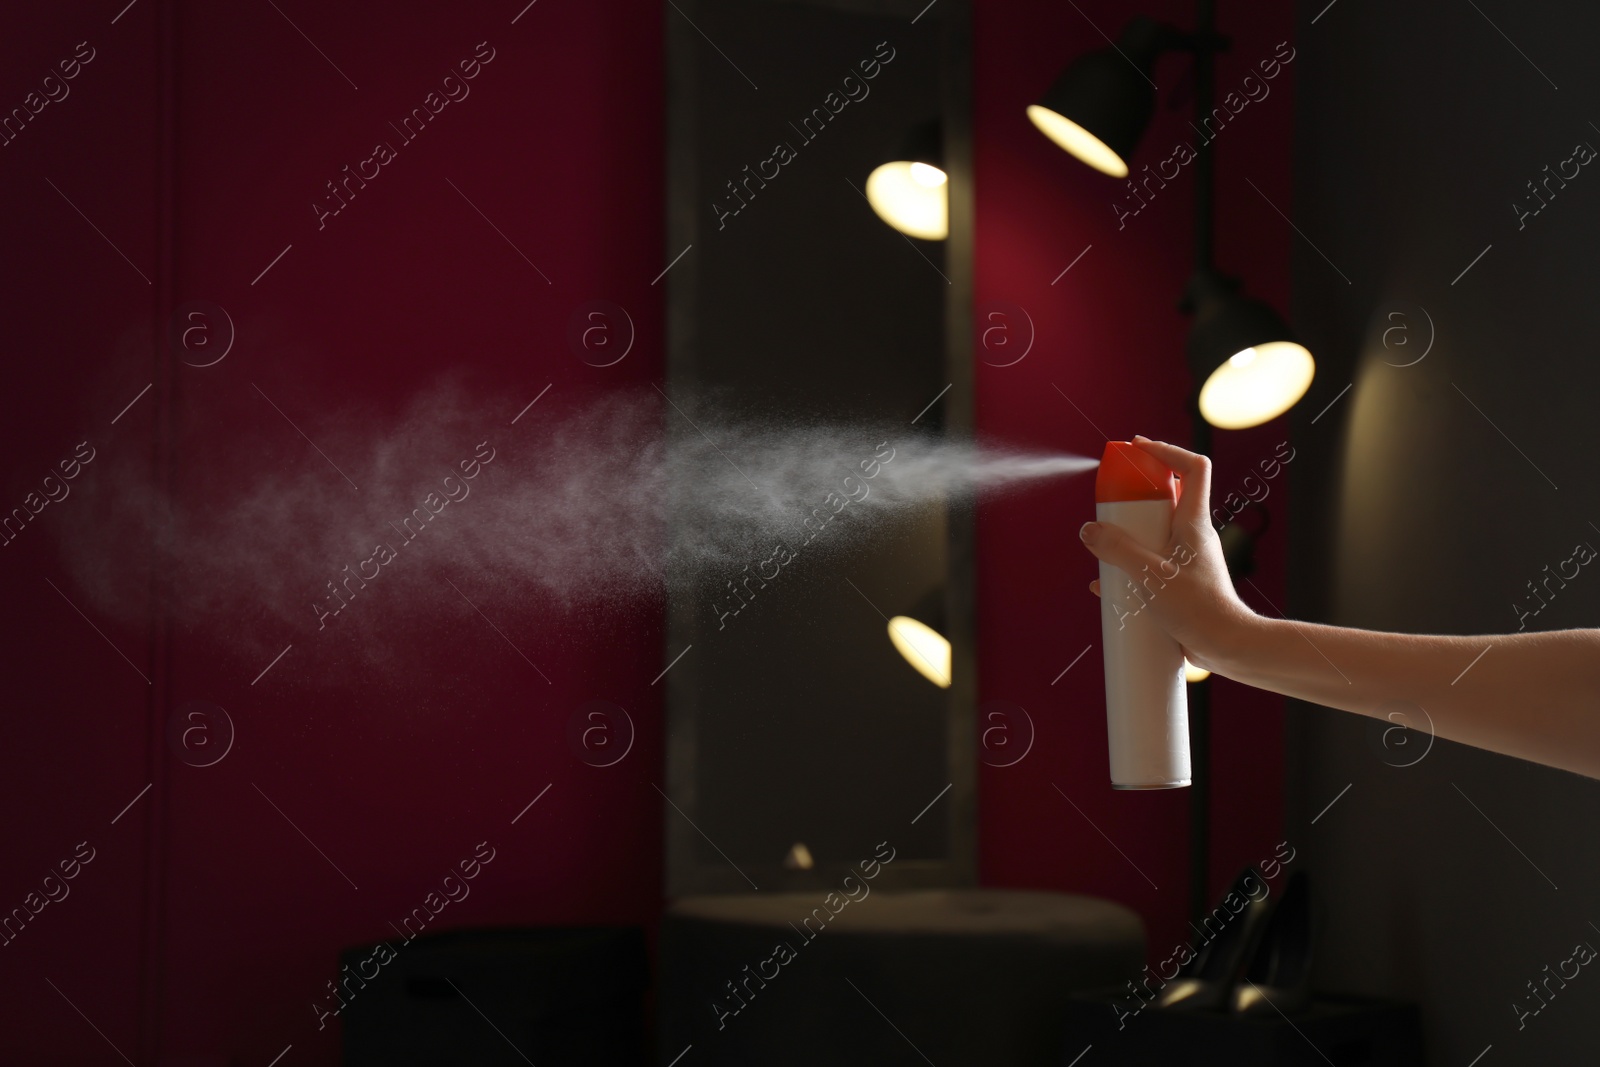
[1079, 521, 1099, 542]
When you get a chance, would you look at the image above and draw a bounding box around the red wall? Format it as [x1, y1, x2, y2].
[1, 3, 664, 1064]
[0, 9, 158, 1063]
[971, 0, 1293, 963]
[0, 0, 1289, 1061]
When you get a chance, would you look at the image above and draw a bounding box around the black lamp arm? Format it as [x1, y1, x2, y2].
[1119, 17, 1231, 62]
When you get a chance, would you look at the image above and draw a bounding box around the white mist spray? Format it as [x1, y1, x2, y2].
[58, 385, 1096, 664]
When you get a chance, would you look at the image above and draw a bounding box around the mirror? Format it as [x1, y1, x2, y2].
[663, 0, 974, 895]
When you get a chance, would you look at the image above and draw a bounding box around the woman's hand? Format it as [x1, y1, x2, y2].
[1082, 438, 1600, 781]
[1079, 436, 1260, 673]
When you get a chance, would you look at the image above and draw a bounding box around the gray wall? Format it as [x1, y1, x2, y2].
[1287, 2, 1600, 1063]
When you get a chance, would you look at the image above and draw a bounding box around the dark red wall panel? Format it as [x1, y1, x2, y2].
[3, 2, 664, 1063]
[0, 6, 160, 1064]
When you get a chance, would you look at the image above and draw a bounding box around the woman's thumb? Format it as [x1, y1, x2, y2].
[1079, 521, 1164, 577]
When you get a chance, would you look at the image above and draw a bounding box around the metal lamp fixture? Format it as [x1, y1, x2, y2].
[1025, 17, 1166, 178]
[1185, 270, 1315, 430]
[1029, 6, 1315, 432]
[866, 119, 948, 240]
[887, 587, 951, 688]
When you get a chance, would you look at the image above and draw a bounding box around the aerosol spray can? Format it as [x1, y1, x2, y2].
[1095, 441, 1191, 789]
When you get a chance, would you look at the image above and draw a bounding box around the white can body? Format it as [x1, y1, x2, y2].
[1096, 499, 1191, 789]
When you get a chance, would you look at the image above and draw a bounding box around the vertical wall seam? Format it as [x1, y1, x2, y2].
[139, 0, 179, 1060]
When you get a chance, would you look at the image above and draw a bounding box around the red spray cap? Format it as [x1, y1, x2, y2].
[1095, 441, 1177, 504]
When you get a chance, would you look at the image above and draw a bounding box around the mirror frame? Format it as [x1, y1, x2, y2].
[662, 0, 975, 897]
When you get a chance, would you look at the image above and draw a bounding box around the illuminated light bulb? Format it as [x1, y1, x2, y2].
[866, 162, 949, 240]
[1197, 341, 1316, 430]
[887, 615, 952, 688]
[1184, 659, 1212, 683]
[1026, 104, 1129, 178]
[783, 842, 815, 870]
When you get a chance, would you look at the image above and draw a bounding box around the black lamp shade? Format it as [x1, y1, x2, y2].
[889, 118, 942, 170]
[887, 586, 950, 688]
[1184, 270, 1315, 430]
[866, 118, 949, 240]
[1185, 273, 1298, 377]
[1029, 17, 1166, 178]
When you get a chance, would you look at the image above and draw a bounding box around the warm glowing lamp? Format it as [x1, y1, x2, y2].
[1027, 17, 1165, 179]
[887, 615, 951, 688]
[866, 161, 948, 240]
[1197, 342, 1315, 429]
[1184, 659, 1212, 683]
[1185, 270, 1315, 430]
[866, 120, 948, 240]
[1026, 106, 1130, 178]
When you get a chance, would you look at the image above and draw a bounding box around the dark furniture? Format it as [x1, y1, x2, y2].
[661, 888, 1144, 1065]
[1059, 988, 1425, 1065]
[339, 926, 648, 1066]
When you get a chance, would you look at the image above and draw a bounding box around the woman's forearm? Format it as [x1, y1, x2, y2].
[1216, 616, 1600, 778]
[1080, 437, 1600, 780]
